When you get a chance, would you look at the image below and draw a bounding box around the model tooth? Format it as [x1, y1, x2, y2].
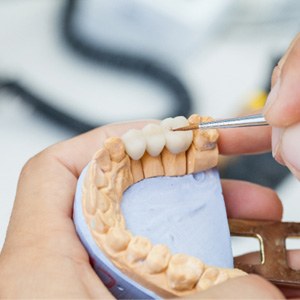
[145, 244, 171, 274]
[90, 163, 107, 189]
[94, 148, 112, 172]
[199, 116, 219, 144]
[227, 268, 247, 278]
[188, 114, 219, 150]
[114, 212, 126, 228]
[104, 137, 126, 162]
[90, 212, 109, 234]
[85, 185, 97, 215]
[161, 117, 193, 154]
[121, 129, 146, 160]
[214, 269, 229, 285]
[142, 124, 165, 157]
[126, 236, 152, 264]
[100, 210, 116, 228]
[196, 267, 219, 291]
[106, 227, 131, 252]
[96, 190, 110, 213]
[118, 156, 134, 193]
[166, 254, 204, 291]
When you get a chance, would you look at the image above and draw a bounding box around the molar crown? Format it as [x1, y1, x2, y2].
[145, 244, 171, 274]
[166, 254, 204, 291]
[161, 116, 193, 154]
[196, 267, 221, 290]
[126, 236, 152, 264]
[106, 227, 131, 252]
[122, 129, 146, 160]
[142, 124, 166, 157]
[121, 117, 193, 159]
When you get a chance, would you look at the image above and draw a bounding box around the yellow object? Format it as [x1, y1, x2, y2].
[246, 91, 268, 111]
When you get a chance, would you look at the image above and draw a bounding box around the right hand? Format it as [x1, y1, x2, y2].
[263, 33, 300, 179]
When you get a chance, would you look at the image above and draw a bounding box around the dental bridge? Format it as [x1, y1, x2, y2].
[79, 114, 300, 297]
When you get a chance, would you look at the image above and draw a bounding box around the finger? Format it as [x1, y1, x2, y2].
[235, 252, 261, 266]
[235, 249, 300, 270]
[273, 123, 300, 179]
[271, 33, 300, 87]
[264, 33, 300, 127]
[235, 250, 300, 299]
[281, 249, 300, 298]
[271, 127, 285, 165]
[218, 125, 271, 155]
[222, 179, 283, 221]
[188, 275, 284, 299]
[264, 33, 300, 178]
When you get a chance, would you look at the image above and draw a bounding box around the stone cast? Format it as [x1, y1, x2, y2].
[82, 114, 246, 298]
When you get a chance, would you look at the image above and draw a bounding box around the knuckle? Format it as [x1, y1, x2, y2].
[19, 147, 55, 179]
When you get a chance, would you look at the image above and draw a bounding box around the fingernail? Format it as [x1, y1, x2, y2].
[281, 123, 300, 176]
[272, 127, 284, 164]
[264, 78, 281, 114]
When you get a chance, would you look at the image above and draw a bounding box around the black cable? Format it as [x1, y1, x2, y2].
[0, 2, 290, 189]
[61, 0, 193, 119]
[0, 0, 193, 134]
[0, 79, 95, 133]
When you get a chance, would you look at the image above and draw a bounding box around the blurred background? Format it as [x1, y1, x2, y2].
[1, 0, 300, 255]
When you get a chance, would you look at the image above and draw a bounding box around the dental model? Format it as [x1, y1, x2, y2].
[75, 114, 246, 298]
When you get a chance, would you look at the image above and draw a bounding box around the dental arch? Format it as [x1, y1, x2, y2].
[82, 114, 246, 298]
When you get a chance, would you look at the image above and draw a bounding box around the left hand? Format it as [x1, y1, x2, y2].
[0, 121, 284, 299]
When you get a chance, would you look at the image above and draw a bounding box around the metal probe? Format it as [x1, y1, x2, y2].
[172, 113, 268, 131]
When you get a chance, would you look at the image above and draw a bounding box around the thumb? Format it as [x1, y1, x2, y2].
[264, 33, 300, 127]
[271, 124, 300, 179]
[263, 33, 300, 178]
[188, 275, 284, 299]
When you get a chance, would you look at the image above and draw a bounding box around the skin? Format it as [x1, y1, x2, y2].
[0, 33, 300, 299]
[263, 33, 300, 179]
[0, 121, 285, 299]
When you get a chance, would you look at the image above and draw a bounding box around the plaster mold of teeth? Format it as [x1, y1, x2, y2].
[187, 115, 219, 173]
[74, 114, 246, 299]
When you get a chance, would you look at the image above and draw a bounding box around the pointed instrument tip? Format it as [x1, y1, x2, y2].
[172, 124, 199, 131]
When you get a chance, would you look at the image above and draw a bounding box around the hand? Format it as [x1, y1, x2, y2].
[263, 33, 300, 179]
[195, 32, 300, 298]
[0, 119, 285, 299]
[0, 121, 150, 299]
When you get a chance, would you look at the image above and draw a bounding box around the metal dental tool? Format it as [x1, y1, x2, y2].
[173, 113, 269, 131]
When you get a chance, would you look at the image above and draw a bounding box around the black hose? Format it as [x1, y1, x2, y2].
[0, 0, 194, 134]
[61, 0, 193, 119]
[0, 79, 95, 133]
